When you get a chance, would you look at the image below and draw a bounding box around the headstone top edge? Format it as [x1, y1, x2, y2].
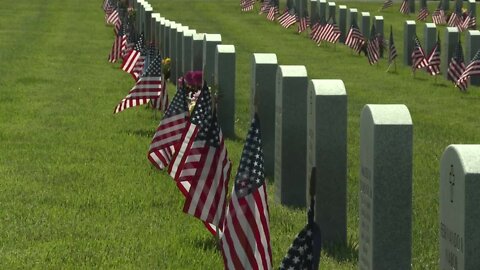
[349, 8, 358, 12]
[328, 2, 336, 6]
[406, 20, 416, 25]
[425, 23, 437, 28]
[183, 30, 196, 36]
[193, 33, 206, 40]
[374, 15, 384, 20]
[204, 34, 222, 42]
[443, 145, 480, 174]
[310, 79, 347, 96]
[320, 0, 327, 3]
[253, 53, 278, 64]
[216, 44, 236, 53]
[278, 65, 308, 77]
[339, 5, 347, 9]
[145, 6, 153, 12]
[467, 30, 480, 36]
[446, 27, 459, 33]
[362, 104, 412, 125]
[361, 12, 370, 16]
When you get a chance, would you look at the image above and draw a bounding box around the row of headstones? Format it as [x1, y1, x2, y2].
[403, 20, 480, 85]
[129, 0, 236, 137]
[252, 54, 480, 269]
[129, 0, 480, 268]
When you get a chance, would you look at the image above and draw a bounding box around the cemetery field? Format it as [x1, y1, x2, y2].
[0, 0, 479, 269]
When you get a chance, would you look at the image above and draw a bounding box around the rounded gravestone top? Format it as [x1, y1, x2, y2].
[467, 30, 480, 36]
[278, 65, 307, 77]
[310, 79, 346, 96]
[443, 145, 480, 174]
[350, 8, 358, 12]
[374, 15, 384, 20]
[204, 34, 222, 42]
[446, 27, 459, 33]
[339, 5, 347, 9]
[361, 12, 370, 16]
[193, 33, 205, 40]
[183, 29, 196, 36]
[253, 53, 277, 64]
[425, 23, 437, 28]
[406, 20, 416, 25]
[216, 45, 235, 53]
[328, 2, 336, 6]
[362, 104, 412, 125]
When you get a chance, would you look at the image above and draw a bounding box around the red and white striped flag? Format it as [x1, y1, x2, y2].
[114, 55, 163, 114]
[416, 7, 429, 21]
[345, 22, 365, 53]
[148, 86, 189, 170]
[367, 25, 380, 65]
[297, 16, 309, 33]
[426, 37, 441, 75]
[266, 5, 278, 21]
[432, 2, 447, 25]
[106, 9, 119, 25]
[168, 85, 232, 232]
[456, 49, 480, 91]
[241, 0, 255, 11]
[108, 25, 126, 63]
[121, 35, 145, 81]
[316, 17, 340, 44]
[448, 12, 462, 28]
[220, 114, 272, 270]
[279, 9, 298, 28]
[412, 36, 428, 70]
[447, 40, 466, 89]
[399, 0, 409, 15]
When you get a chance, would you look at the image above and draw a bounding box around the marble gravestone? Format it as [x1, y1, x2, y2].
[192, 33, 205, 71]
[307, 79, 347, 246]
[319, 0, 327, 21]
[443, 27, 460, 79]
[175, 26, 189, 80]
[163, 20, 172, 58]
[373, 16, 384, 40]
[310, 0, 320, 25]
[408, 0, 415, 13]
[327, 2, 336, 20]
[442, 0, 449, 11]
[424, 23, 437, 56]
[440, 145, 480, 270]
[275, 65, 308, 208]
[169, 23, 181, 84]
[214, 45, 236, 138]
[152, 14, 161, 54]
[465, 30, 480, 86]
[144, 5, 153, 43]
[203, 34, 222, 86]
[158, 17, 166, 56]
[404, 20, 416, 66]
[360, 12, 370, 37]
[468, 0, 476, 17]
[347, 8, 358, 29]
[338, 5, 347, 42]
[182, 29, 196, 74]
[251, 53, 278, 179]
[359, 104, 413, 270]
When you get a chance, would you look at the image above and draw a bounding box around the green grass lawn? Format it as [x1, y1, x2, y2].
[1, 0, 479, 269]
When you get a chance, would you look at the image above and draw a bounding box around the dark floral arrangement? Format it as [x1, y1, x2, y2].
[178, 71, 203, 112]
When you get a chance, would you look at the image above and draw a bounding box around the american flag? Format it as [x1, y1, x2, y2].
[432, 2, 447, 25]
[381, 0, 393, 10]
[121, 34, 145, 81]
[152, 78, 169, 112]
[259, 0, 272, 14]
[456, 49, 480, 91]
[297, 16, 310, 33]
[279, 8, 298, 28]
[345, 22, 365, 54]
[102, 0, 115, 12]
[317, 17, 341, 44]
[399, 0, 409, 15]
[108, 22, 126, 63]
[277, 7, 290, 24]
[460, 12, 476, 31]
[168, 84, 232, 231]
[106, 9, 119, 25]
[241, 0, 255, 12]
[311, 16, 326, 43]
[148, 85, 189, 170]
[411, 35, 428, 70]
[448, 12, 463, 28]
[220, 114, 272, 270]
[113, 54, 163, 114]
[388, 26, 398, 64]
[367, 24, 380, 65]
[416, 7, 429, 21]
[447, 40, 466, 89]
[426, 36, 441, 75]
[266, 5, 279, 21]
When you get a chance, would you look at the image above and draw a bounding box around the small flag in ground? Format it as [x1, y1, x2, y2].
[113, 54, 163, 114]
[456, 49, 480, 91]
[319, 17, 341, 44]
[460, 12, 476, 31]
[432, 2, 446, 25]
[367, 24, 380, 65]
[411, 35, 428, 70]
[266, 5, 279, 21]
[380, 0, 393, 11]
[297, 15, 309, 33]
[220, 114, 272, 270]
[121, 34, 145, 81]
[279, 168, 321, 270]
[311, 16, 326, 43]
[345, 22, 365, 54]
[426, 36, 441, 75]
[447, 39, 466, 89]
[448, 12, 463, 28]
[241, 0, 255, 12]
[416, 7, 429, 21]
[259, 0, 271, 14]
[279, 8, 298, 28]
[148, 85, 189, 170]
[399, 0, 409, 15]
[106, 8, 119, 25]
[108, 23, 126, 63]
[388, 26, 398, 64]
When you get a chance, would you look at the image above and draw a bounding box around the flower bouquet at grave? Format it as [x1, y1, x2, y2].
[178, 71, 203, 112]
[161, 57, 171, 81]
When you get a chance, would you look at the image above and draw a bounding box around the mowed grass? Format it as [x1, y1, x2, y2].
[0, 0, 479, 269]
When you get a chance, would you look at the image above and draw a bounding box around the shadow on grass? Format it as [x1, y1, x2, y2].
[323, 237, 359, 263]
[193, 235, 219, 252]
